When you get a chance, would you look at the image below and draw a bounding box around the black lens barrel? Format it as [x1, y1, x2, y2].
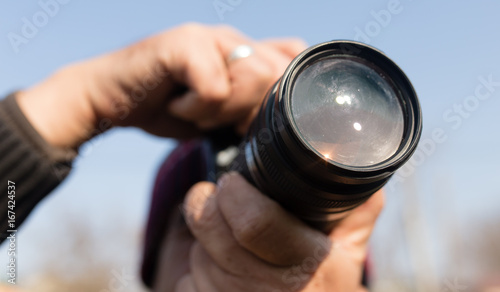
[230, 41, 422, 233]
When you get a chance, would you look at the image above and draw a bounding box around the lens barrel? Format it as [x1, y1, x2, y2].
[229, 41, 422, 232]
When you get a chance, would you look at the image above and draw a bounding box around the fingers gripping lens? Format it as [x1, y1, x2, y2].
[291, 58, 404, 167]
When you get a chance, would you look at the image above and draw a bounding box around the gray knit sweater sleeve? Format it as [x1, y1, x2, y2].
[0, 93, 77, 243]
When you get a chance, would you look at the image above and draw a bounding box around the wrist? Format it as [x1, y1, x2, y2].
[80, 37, 166, 128]
[17, 63, 98, 150]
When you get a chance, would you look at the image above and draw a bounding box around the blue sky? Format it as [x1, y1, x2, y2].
[1, 0, 500, 288]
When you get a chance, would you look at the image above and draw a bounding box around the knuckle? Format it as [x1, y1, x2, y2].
[183, 182, 217, 230]
[249, 60, 275, 85]
[196, 119, 220, 131]
[179, 22, 204, 34]
[289, 38, 308, 48]
[175, 23, 210, 46]
[252, 46, 287, 80]
[232, 209, 274, 247]
[198, 90, 227, 104]
[185, 90, 224, 109]
[215, 24, 239, 35]
[185, 65, 230, 103]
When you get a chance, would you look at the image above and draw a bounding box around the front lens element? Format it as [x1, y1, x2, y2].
[291, 57, 404, 167]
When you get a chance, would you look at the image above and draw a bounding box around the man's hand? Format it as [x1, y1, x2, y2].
[16, 23, 306, 149]
[153, 173, 384, 292]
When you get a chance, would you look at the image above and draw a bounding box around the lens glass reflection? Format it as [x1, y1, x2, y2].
[291, 57, 404, 167]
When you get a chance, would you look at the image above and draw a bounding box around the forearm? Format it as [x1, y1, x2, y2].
[0, 50, 144, 241]
[15, 35, 192, 149]
[0, 94, 76, 242]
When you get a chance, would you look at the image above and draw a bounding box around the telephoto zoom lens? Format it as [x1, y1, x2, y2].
[229, 40, 422, 233]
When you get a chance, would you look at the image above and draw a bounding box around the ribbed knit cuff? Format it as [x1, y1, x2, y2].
[0, 93, 77, 242]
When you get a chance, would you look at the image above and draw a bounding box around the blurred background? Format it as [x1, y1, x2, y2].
[1, 1, 499, 291]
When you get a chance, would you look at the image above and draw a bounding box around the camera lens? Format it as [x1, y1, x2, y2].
[291, 57, 404, 167]
[229, 41, 422, 232]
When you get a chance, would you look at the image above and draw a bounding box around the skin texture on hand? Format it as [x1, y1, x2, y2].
[16, 23, 306, 149]
[153, 173, 384, 292]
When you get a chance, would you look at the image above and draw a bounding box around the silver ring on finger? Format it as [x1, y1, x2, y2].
[227, 45, 255, 63]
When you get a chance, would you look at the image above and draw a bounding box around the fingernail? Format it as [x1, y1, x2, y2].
[183, 184, 217, 224]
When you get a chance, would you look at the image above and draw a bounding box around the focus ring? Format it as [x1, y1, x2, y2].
[254, 132, 370, 210]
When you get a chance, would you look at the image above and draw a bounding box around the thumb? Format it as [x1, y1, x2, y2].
[330, 189, 385, 247]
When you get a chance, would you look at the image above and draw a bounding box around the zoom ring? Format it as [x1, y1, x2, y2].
[254, 133, 370, 210]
